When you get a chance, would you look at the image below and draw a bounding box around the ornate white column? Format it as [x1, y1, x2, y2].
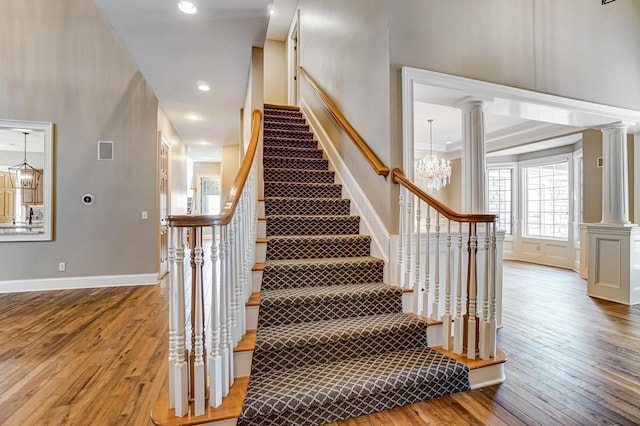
[601, 123, 630, 224]
[460, 99, 487, 213]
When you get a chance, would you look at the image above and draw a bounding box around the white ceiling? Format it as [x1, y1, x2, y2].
[0, 128, 45, 153]
[93, 0, 296, 163]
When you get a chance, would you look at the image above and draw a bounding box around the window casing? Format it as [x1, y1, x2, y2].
[487, 168, 513, 235]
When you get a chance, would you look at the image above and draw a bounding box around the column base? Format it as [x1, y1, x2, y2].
[586, 223, 640, 305]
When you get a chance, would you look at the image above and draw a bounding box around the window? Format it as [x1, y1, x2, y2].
[487, 168, 512, 234]
[524, 161, 569, 239]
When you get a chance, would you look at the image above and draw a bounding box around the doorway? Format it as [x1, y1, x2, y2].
[159, 134, 170, 278]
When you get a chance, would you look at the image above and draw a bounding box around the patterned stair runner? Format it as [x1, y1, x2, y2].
[238, 105, 470, 426]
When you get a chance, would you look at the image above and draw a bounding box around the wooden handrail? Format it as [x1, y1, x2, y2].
[391, 168, 497, 223]
[297, 66, 390, 178]
[168, 109, 263, 227]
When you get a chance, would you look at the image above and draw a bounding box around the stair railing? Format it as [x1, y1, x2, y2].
[297, 67, 500, 361]
[392, 170, 498, 360]
[166, 109, 262, 417]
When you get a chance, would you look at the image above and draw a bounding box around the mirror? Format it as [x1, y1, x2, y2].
[0, 120, 53, 241]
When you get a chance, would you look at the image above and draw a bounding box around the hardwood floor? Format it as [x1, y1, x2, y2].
[1, 261, 639, 425]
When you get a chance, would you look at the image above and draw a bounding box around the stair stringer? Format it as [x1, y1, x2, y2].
[300, 98, 390, 282]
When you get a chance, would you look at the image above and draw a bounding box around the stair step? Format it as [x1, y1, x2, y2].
[264, 181, 342, 199]
[258, 282, 402, 327]
[264, 121, 309, 132]
[264, 109, 302, 118]
[262, 115, 306, 124]
[264, 197, 350, 216]
[264, 168, 334, 184]
[263, 145, 323, 159]
[265, 234, 370, 260]
[261, 256, 383, 290]
[238, 348, 470, 426]
[264, 128, 313, 140]
[266, 215, 360, 237]
[263, 137, 317, 150]
[263, 156, 328, 171]
[251, 313, 428, 375]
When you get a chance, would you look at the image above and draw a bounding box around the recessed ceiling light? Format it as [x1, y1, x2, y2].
[197, 83, 210, 92]
[445, 141, 452, 145]
[187, 113, 201, 121]
[198, 140, 210, 145]
[269, 7, 278, 16]
[178, 1, 197, 15]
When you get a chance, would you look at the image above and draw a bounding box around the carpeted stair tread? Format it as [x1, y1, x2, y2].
[263, 157, 328, 171]
[264, 181, 342, 199]
[264, 121, 309, 131]
[261, 256, 384, 290]
[239, 348, 470, 425]
[263, 137, 318, 149]
[266, 215, 360, 236]
[264, 197, 350, 216]
[263, 115, 306, 124]
[260, 282, 401, 307]
[258, 282, 402, 326]
[250, 313, 429, 375]
[263, 146, 323, 159]
[255, 313, 425, 352]
[264, 129, 314, 140]
[265, 234, 370, 260]
[264, 168, 335, 184]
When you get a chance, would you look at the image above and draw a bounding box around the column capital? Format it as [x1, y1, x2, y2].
[601, 122, 629, 132]
[454, 96, 493, 110]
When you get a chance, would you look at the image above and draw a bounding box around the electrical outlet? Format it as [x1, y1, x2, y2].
[58, 262, 66, 272]
[142, 211, 148, 220]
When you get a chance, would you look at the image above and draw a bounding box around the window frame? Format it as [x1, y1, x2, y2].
[487, 164, 516, 236]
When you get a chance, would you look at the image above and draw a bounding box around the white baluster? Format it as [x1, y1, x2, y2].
[172, 228, 189, 416]
[421, 206, 431, 319]
[432, 212, 441, 321]
[224, 225, 235, 389]
[209, 226, 223, 407]
[398, 193, 405, 287]
[228, 217, 239, 348]
[404, 199, 413, 290]
[442, 220, 452, 350]
[234, 204, 245, 344]
[479, 222, 491, 360]
[219, 227, 230, 396]
[413, 199, 421, 314]
[193, 228, 206, 415]
[467, 223, 478, 360]
[453, 222, 464, 355]
[490, 221, 498, 358]
[168, 229, 178, 409]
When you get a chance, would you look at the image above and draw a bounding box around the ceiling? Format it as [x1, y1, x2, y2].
[93, 0, 297, 163]
[0, 128, 45, 154]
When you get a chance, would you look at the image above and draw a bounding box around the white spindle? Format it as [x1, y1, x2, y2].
[193, 228, 206, 415]
[168, 230, 178, 409]
[489, 221, 498, 358]
[421, 206, 431, 319]
[479, 223, 491, 360]
[209, 226, 223, 407]
[228, 217, 239, 348]
[398, 193, 405, 287]
[171, 228, 188, 416]
[467, 223, 478, 360]
[413, 198, 421, 314]
[219, 227, 230, 396]
[404, 199, 413, 289]
[432, 212, 441, 321]
[442, 220, 452, 350]
[453, 222, 464, 354]
[224, 226, 235, 389]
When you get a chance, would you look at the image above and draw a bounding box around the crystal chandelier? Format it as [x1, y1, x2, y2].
[414, 119, 451, 191]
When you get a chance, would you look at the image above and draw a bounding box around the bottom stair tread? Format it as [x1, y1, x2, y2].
[239, 348, 470, 425]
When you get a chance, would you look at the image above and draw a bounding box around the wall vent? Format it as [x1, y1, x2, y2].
[98, 141, 114, 161]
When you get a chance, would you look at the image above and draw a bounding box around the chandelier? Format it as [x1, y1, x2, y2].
[9, 131, 42, 190]
[415, 119, 451, 191]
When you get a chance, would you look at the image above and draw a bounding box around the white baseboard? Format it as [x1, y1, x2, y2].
[300, 98, 390, 266]
[0, 273, 158, 293]
[469, 363, 506, 389]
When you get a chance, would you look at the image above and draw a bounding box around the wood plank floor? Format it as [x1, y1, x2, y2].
[1, 261, 639, 425]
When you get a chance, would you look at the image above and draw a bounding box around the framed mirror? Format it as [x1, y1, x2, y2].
[0, 120, 53, 241]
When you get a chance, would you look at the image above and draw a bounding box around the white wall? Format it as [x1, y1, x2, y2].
[0, 0, 159, 282]
[297, 0, 394, 229]
[264, 39, 287, 105]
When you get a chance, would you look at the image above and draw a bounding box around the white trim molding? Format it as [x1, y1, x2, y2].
[0, 273, 158, 293]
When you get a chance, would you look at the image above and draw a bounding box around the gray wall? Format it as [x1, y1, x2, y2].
[295, 0, 640, 233]
[0, 0, 159, 281]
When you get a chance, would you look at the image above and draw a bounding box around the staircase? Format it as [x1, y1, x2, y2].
[238, 105, 471, 425]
